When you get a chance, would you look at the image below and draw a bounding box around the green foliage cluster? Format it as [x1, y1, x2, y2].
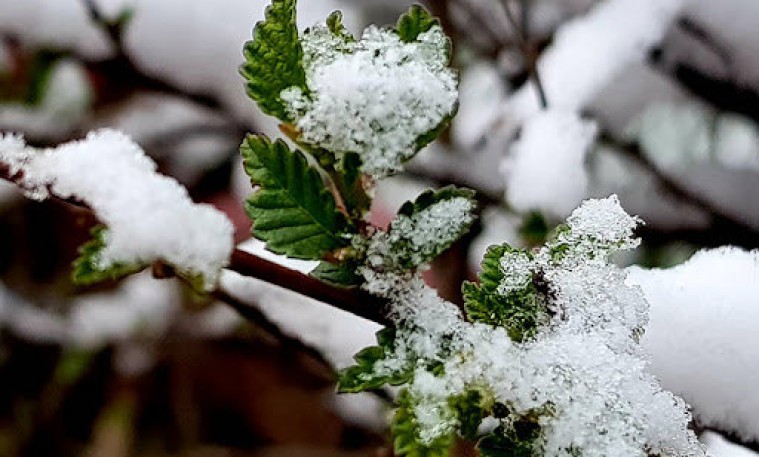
[238, 0, 473, 282]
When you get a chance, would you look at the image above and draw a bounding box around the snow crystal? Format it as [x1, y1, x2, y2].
[628, 247, 759, 443]
[497, 250, 534, 295]
[0, 129, 234, 289]
[356, 196, 704, 456]
[502, 110, 598, 219]
[283, 25, 458, 177]
[363, 196, 476, 271]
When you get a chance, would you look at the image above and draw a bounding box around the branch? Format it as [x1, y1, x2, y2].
[600, 134, 759, 248]
[500, 0, 548, 109]
[78, 0, 247, 130]
[225, 249, 390, 326]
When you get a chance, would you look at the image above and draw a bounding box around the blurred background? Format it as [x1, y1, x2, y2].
[0, 0, 757, 456]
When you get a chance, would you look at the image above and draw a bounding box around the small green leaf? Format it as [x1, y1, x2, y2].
[326, 10, 354, 42]
[393, 389, 454, 457]
[72, 226, 146, 286]
[463, 245, 548, 342]
[338, 328, 413, 393]
[310, 261, 362, 288]
[241, 135, 351, 260]
[396, 5, 440, 43]
[386, 186, 477, 270]
[241, 0, 308, 121]
[449, 390, 485, 440]
[519, 211, 549, 247]
[477, 422, 541, 457]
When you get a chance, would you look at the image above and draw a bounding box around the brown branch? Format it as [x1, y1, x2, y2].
[226, 249, 391, 326]
[212, 288, 338, 370]
[600, 134, 759, 248]
[500, 0, 548, 109]
[78, 0, 248, 131]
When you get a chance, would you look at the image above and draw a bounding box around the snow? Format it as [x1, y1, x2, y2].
[283, 25, 458, 177]
[627, 247, 759, 443]
[363, 196, 476, 271]
[0, 0, 363, 135]
[0, 129, 234, 289]
[502, 110, 598, 219]
[355, 196, 704, 456]
[702, 432, 759, 457]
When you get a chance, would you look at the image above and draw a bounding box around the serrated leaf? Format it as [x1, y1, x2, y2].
[241, 135, 350, 260]
[393, 389, 454, 457]
[387, 186, 477, 270]
[449, 390, 485, 440]
[241, 0, 307, 122]
[326, 10, 354, 42]
[310, 260, 362, 288]
[72, 226, 146, 286]
[463, 245, 547, 342]
[414, 111, 456, 151]
[337, 328, 413, 393]
[477, 422, 541, 457]
[396, 5, 439, 43]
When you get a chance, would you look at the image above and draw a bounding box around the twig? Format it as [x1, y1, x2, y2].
[500, 0, 548, 109]
[601, 133, 759, 246]
[226, 249, 391, 326]
[78, 0, 248, 132]
[212, 288, 338, 371]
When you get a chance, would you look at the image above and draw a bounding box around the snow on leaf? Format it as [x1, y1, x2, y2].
[364, 187, 477, 272]
[282, 14, 458, 177]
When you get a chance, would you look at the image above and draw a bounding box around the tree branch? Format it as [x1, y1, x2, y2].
[225, 249, 390, 326]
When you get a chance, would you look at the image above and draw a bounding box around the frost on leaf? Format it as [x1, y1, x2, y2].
[344, 196, 705, 457]
[0, 130, 235, 290]
[362, 187, 477, 272]
[281, 8, 458, 178]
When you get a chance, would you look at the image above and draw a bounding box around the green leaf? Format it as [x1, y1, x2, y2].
[337, 328, 413, 393]
[310, 260, 362, 288]
[326, 10, 354, 42]
[241, 0, 308, 122]
[463, 245, 547, 342]
[449, 390, 485, 440]
[393, 389, 454, 457]
[477, 422, 541, 457]
[414, 110, 456, 152]
[241, 135, 351, 260]
[519, 211, 549, 247]
[387, 186, 477, 270]
[72, 226, 146, 286]
[396, 5, 440, 43]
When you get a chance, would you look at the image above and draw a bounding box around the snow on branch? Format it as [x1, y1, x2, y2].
[628, 247, 759, 443]
[0, 129, 234, 289]
[347, 196, 704, 456]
